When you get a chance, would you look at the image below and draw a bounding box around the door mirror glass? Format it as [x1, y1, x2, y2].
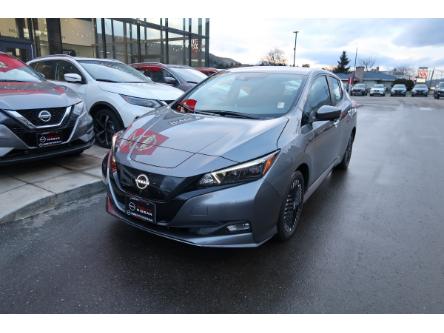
[164, 76, 177, 85]
[64, 73, 82, 83]
[315, 105, 341, 121]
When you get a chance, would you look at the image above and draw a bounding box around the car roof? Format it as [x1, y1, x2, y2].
[28, 54, 123, 63]
[131, 62, 193, 69]
[224, 66, 329, 77]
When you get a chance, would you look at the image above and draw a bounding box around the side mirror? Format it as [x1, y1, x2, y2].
[315, 105, 341, 121]
[164, 76, 178, 85]
[64, 73, 82, 83]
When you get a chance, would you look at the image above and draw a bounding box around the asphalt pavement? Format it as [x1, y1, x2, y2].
[0, 96, 443, 313]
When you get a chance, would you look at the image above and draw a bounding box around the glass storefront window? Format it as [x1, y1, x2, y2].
[0, 18, 208, 65]
[60, 19, 96, 57]
[167, 18, 184, 31]
[140, 26, 162, 62]
[33, 19, 49, 57]
[191, 18, 200, 35]
[95, 19, 104, 58]
[113, 20, 125, 62]
[168, 32, 186, 65]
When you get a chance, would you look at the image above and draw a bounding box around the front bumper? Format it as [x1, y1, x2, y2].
[370, 90, 385, 95]
[412, 91, 428, 96]
[0, 112, 94, 165]
[105, 161, 281, 248]
[391, 91, 406, 96]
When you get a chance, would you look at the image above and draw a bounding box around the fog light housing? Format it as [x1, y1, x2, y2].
[226, 222, 251, 233]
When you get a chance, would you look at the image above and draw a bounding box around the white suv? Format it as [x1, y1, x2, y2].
[28, 55, 183, 147]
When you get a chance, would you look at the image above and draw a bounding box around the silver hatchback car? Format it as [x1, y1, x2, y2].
[103, 67, 357, 247]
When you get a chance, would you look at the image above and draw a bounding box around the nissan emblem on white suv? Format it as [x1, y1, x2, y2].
[38, 110, 52, 123]
[135, 174, 149, 190]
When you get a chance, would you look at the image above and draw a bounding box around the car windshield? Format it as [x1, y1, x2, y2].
[169, 67, 207, 84]
[393, 84, 406, 88]
[374, 84, 384, 88]
[179, 72, 306, 119]
[439, 83, 444, 89]
[78, 60, 151, 83]
[354, 84, 365, 88]
[0, 54, 42, 83]
[414, 84, 427, 89]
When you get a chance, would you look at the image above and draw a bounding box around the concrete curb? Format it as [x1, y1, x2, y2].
[0, 179, 105, 224]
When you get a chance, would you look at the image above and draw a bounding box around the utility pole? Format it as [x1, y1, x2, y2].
[293, 31, 299, 67]
[349, 48, 358, 93]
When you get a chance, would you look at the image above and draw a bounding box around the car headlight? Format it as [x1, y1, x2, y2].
[72, 101, 86, 116]
[120, 94, 163, 108]
[198, 151, 279, 187]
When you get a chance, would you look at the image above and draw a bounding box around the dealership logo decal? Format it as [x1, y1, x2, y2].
[38, 110, 52, 122]
[135, 174, 150, 190]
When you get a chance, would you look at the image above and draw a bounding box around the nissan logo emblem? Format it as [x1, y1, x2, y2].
[38, 110, 52, 123]
[135, 174, 149, 190]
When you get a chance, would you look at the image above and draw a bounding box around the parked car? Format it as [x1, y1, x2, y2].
[0, 52, 94, 165]
[131, 62, 207, 92]
[411, 83, 429, 97]
[369, 84, 386, 96]
[102, 67, 357, 247]
[196, 67, 220, 76]
[390, 84, 407, 96]
[434, 82, 444, 99]
[28, 55, 183, 148]
[350, 83, 368, 96]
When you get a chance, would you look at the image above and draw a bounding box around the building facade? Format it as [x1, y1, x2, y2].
[0, 18, 209, 66]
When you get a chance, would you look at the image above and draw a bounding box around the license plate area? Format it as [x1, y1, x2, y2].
[125, 197, 156, 224]
[37, 131, 63, 147]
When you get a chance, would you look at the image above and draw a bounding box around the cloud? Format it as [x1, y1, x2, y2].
[210, 18, 444, 69]
[395, 19, 444, 47]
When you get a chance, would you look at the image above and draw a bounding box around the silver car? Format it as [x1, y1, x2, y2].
[103, 67, 357, 247]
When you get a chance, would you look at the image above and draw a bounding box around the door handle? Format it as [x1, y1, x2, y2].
[333, 119, 340, 128]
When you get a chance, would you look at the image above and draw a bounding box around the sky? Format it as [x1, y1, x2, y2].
[210, 18, 444, 71]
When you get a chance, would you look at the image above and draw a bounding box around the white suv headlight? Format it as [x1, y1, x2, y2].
[198, 151, 279, 187]
[72, 101, 86, 116]
[120, 94, 163, 108]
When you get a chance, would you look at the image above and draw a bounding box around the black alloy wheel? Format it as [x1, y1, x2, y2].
[335, 134, 354, 170]
[93, 109, 123, 148]
[277, 171, 305, 241]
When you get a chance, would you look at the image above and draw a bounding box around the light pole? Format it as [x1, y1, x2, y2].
[293, 31, 299, 67]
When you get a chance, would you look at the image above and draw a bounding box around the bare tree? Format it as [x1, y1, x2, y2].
[360, 57, 376, 71]
[392, 66, 414, 79]
[260, 48, 288, 66]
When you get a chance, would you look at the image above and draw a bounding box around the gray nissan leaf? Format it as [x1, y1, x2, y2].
[103, 66, 357, 247]
[0, 52, 94, 165]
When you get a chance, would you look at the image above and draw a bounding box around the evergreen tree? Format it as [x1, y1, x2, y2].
[333, 51, 351, 73]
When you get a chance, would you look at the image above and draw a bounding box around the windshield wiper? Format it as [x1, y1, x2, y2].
[194, 110, 259, 119]
[95, 79, 119, 83]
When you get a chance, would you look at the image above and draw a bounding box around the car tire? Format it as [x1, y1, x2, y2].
[276, 170, 305, 241]
[92, 108, 123, 148]
[335, 134, 354, 170]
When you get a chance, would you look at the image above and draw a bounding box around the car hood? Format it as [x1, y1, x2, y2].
[413, 88, 428, 91]
[0, 81, 80, 110]
[115, 108, 288, 171]
[97, 81, 183, 101]
[371, 87, 384, 91]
